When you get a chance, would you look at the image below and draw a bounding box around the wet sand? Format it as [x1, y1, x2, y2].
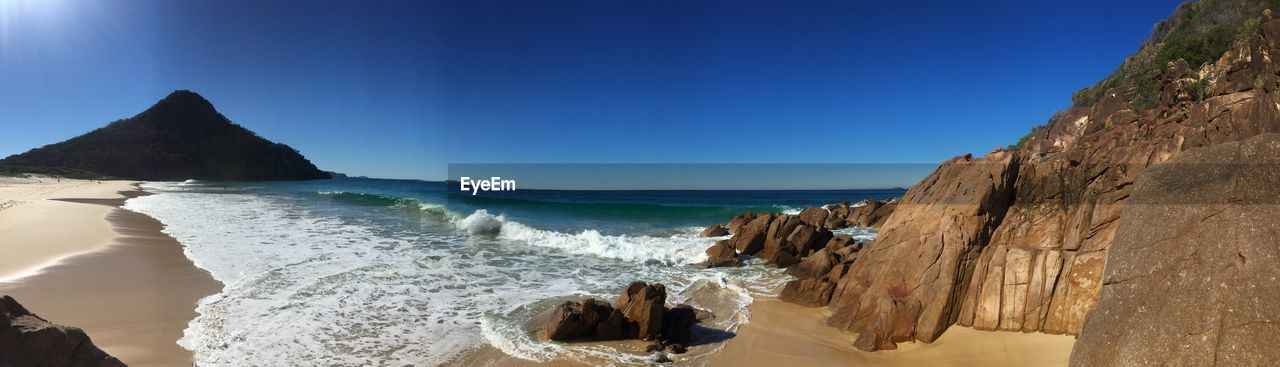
[0, 178, 221, 366]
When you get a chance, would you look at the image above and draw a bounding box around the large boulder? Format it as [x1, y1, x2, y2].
[842, 200, 898, 228]
[780, 279, 837, 307]
[785, 224, 832, 258]
[729, 214, 772, 255]
[615, 282, 667, 340]
[659, 305, 699, 346]
[543, 282, 705, 347]
[0, 295, 125, 367]
[826, 151, 1019, 351]
[701, 240, 740, 268]
[726, 212, 757, 234]
[1071, 134, 1280, 366]
[797, 207, 829, 228]
[786, 249, 839, 280]
[759, 215, 801, 260]
[542, 298, 627, 341]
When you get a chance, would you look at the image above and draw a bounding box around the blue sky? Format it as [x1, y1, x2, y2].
[1, 0, 1180, 184]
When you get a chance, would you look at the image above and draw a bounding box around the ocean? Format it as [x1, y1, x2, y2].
[121, 178, 903, 365]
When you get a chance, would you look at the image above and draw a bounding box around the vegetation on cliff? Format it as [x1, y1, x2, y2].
[1071, 0, 1271, 108]
[0, 90, 330, 181]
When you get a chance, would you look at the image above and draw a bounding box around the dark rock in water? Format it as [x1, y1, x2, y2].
[0, 295, 125, 367]
[0, 90, 329, 181]
[699, 224, 729, 237]
[660, 305, 699, 346]
[729, 214, 772, 255]
[701, 240, 740, 268]
[542, 298, 626, 341]
[1072, 133, 1280, 366]
[616, 282, 667, 340]
[779, 279, 836, 307]
[542, 282, 706, 348]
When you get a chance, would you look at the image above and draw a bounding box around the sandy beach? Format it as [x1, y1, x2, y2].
[0, 177, 221, 367]
[707, 299, 1076, 366]
[453, 296, 1075, 366]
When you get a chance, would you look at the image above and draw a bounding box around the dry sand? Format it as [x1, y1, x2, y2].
[705, 299, 1077, 366]
[0, 176, 221, 367]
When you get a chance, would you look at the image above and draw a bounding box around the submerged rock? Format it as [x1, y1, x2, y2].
[0, 295, 125, 367]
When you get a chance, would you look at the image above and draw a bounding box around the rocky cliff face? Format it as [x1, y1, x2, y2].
[821, 9, 1280, 351]
[1071, 133, 1280, 366]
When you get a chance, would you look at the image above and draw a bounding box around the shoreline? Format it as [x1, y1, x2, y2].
[0, 178, 222, 366]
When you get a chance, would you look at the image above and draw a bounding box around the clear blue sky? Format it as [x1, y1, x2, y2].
[1, 0, 1180, 183]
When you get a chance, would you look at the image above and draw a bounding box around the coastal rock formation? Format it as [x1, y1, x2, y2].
[699, 224, 729, 237]
[541, 282, 704, 352]
[729, 214, 772, 255]
[825, 151, 1019, 350]
[826, 200, 898, 229]
[779, 238, 863, 307]
[701, 240, 740, 268]
[616, 282, 667, 340]
[1071, 133, 1280, 366]
[0, 90, 330, 181]
[0, 295, 125, 367]
[806, 6, 1280, 352]
[542, 299, 628, 341]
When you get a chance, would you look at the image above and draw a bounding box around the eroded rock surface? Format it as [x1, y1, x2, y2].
[826, 151, 1019, 350]
[1071, 133, 1280, 366]
[819, 10, 1280, 351]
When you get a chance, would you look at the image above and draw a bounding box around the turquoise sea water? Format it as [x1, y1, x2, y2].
[123, 178, 903, 365]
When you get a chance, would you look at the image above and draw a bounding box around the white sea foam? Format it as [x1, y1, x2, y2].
[455, 209, 712, 266]
[832, 226, 879, 242]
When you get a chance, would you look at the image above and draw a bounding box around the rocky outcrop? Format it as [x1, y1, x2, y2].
[1071, 133, 1280, 366]
[0, 295, 125, 367]
[701, 240, 740, 268]
[616, 282, 667, 340]
[699, 224, 728, 237]
[810, 8, 1280, 352]
[825, 151, 1019, 350]
[542, 299, 628, 341]
[729, 214, 772, 255]
[826, 200, 898, 229]
[542, 282, 702, 350]
[778, 238, 863, 307]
